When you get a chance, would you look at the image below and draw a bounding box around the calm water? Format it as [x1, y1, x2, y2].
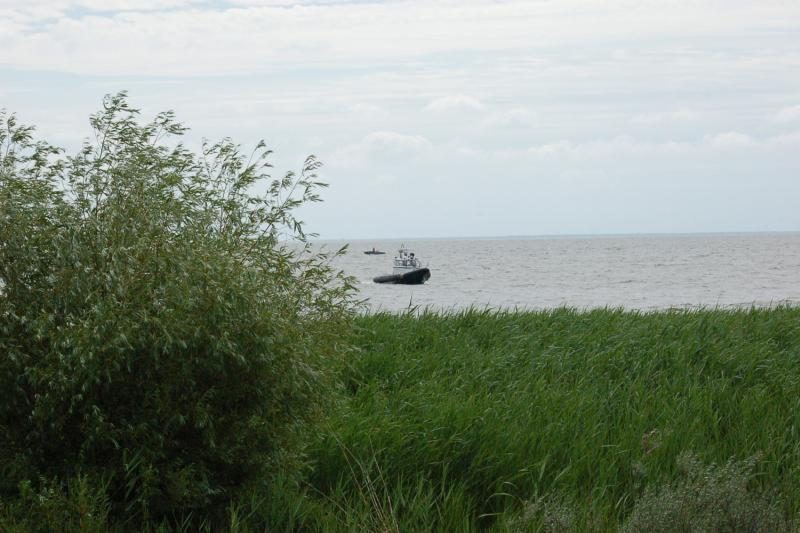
[319, 233, 800, 313]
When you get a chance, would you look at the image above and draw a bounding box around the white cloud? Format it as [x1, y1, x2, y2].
[3, 1, 800, 238]
[330, 130, 432, 167]
[550, 137, 687, 158]
[225, 0, 371, 5]
[766, 131, 800, 146]
[485, 137, 682, 161]
[3, 1, 795, 76]
[705, 131, 756, 148]
[525, 140, 573, 157]
[425, 95, 484, 112]
[631, 110, 698, 125]
[774, 105, 800, 123]
[0, 0, 198, 27]
[359, 131, 432, 153]
[349, 103, 383, 115]
[476, 130, 800, 161]
[0, 0, 201, 9]
[482, 108, 537, 128]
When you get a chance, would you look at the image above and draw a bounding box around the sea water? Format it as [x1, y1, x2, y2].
[318, 233, 800, 313]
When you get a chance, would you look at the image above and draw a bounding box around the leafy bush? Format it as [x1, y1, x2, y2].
[623, 452, 788, 532]
[0, 93, 356, 525]
[0, 476, 110, 533]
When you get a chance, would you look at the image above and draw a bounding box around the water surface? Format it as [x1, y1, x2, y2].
[318, 233, 800, 313]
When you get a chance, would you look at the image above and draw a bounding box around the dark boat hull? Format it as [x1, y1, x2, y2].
[373, 268, 431, 285]
[364, 251, 386, 255]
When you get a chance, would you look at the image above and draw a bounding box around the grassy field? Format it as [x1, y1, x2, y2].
[4, 306, 800, 531]
[296, 306, 800, 531]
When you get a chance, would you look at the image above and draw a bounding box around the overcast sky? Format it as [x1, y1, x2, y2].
[2, 0, 799, 239]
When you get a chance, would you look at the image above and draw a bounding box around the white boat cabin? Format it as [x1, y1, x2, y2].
[392, 246, 422, 274]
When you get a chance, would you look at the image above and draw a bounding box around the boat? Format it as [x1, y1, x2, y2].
[373, 245, 431, 285]
[363, 248, 386, 255]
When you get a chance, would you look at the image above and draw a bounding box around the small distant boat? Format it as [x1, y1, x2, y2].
[364, 248, 386, 255]
[373, 245, 431, 285]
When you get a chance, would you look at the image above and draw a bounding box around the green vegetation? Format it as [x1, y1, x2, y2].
[2, 97, 800, 530]
[310, 307, 799, 531]
[0, 95, 356, 529]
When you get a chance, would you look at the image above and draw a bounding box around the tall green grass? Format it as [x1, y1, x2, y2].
[4, 306, 798, 530]
[307, 306, 800, 530]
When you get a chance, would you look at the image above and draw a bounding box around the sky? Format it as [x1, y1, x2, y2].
[2, 0, 799, 239]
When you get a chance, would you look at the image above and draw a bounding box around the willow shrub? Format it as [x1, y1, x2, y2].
[0, 93, 356, 525]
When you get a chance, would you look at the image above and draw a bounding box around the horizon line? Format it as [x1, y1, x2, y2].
[312, 229, 800, 242]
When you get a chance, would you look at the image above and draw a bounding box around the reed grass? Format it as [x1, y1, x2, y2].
[4, 306, 799, 530]
[306, 306, 800, 530]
